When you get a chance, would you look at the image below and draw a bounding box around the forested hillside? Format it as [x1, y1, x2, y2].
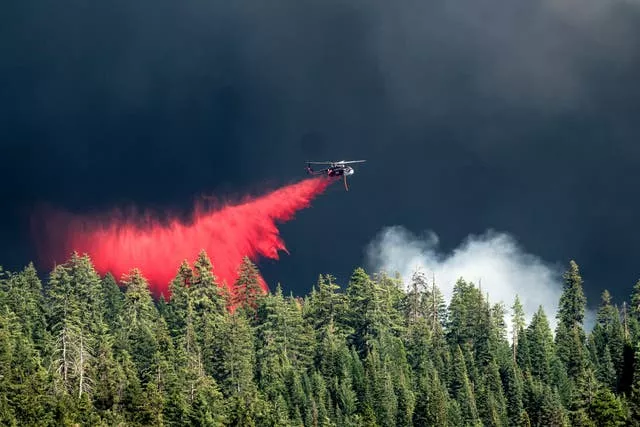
[1, 250, 639, 426]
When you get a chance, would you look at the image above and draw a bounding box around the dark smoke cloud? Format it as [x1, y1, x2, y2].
[2, 0, 640, 309]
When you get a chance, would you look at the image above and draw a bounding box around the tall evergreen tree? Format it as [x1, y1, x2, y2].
[450, 345, 481, 426]
[0, 264, 48, 353]
[404, 269, 428, 324]
[425, 272, 448, 332]
[590, 290, 625, 391]
[512, 295, 526, 363]
[526, 306, 556, 384]
[345, 267, 388, 358]
[555, 260, 588, 382]
[0, 307, 53, 425]
[120, 268, 160, 385]
[46, 261, 84, 397]
[233, 256, 265, 316]
[100, 273, 124, 331]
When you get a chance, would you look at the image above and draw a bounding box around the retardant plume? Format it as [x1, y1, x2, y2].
[32, 177, 333, 298]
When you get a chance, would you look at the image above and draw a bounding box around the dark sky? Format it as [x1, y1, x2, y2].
[2, 0, 640, 308]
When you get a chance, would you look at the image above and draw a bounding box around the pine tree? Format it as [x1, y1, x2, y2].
[100, 273, 124, 331]
[590, 290, 624, 391]
[233, 256, 265, 315]
[450, 345, 481, 426]
[492, 302, 508, 344]
[346, 267, 388, 358]
[500, 359, 524, 427]
[537, 384, 568, 427]
[447, 278, 488, 358]
[46, 262, 84, 397]
[425, 272, 448, 332]
[255, 284, 313, 401]
[120, 268, 160, 385]
[404, 268, 428, 324]
[165, 259, 194, 338]
[512, 295, 526, 363]
[526, 306, 555, 384]
[0, 307, 53, 425]
[217, 310, 257, 399]
[570, 365, 599, 426]
[555, 260, 588, 382]
[588, 386, 626, 426]
[191, 249, 226, 316]
[0, 264, 48, 353]
[304, 274, 348, 335]
[374, 271, 405, 335]
[413, 363, 449, 426]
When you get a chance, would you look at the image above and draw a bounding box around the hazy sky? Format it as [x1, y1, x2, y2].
[2, 0, 640, 315]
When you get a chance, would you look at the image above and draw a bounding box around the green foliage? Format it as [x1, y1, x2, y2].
[0, 255, 638, 425]
[555, 260, 589, 382]
[233, 256, 265, 315]
[526, 306, 555, 384]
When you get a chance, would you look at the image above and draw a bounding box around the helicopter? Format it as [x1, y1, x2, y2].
[305, 160, 366, 191]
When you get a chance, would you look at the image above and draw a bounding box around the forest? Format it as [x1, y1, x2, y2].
[1, 250, 639, 426]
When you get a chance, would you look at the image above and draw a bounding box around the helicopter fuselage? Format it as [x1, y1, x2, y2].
[305, 159, 364, 191]
[327, 166, 354, 177]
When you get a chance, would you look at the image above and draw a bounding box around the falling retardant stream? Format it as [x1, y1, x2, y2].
[32, 177, 334, 298]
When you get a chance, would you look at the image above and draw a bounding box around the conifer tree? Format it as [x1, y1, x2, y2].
[304, 274, 348, 336]
[536, 384, 568, 427]
[100, 273, 124, 331]
[512, 295, 526, 363]
[120, 268, 160, 385]
[588, 386, 626, 426]
[425, 272, 448, 332]
[447, 278, 485, 350]
[413, 363, 449, 426]
[450, 344, 481, 426]
[165, 259, 194, 338]
[0, 307, 53, 425]
[590, 290, 624, 391]
[555, 260, 588, 382]
[217, 310, 257, 398]
[191, 249, 226, 315]
[404, 269, 428, 324]
[233, 256, 265, 315]
[0, 264, 48, 353]
[346, 267, 388, 358]
[374, 271, 405, 335]
[492, 302, 508, 344]
[500, 359, 524, 427]
[46, 262, 84, 397]
[526, 306, 555, 384]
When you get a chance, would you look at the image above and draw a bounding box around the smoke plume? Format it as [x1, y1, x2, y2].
[366, 225, 596, 334]
[32, 177, 334, 297]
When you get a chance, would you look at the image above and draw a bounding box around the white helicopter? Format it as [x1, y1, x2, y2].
[305, 160, 366, 191]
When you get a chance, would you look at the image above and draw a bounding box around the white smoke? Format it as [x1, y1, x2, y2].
[366, 225, 596, 336]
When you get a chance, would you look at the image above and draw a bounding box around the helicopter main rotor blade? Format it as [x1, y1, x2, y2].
[337, 160, 366, 164]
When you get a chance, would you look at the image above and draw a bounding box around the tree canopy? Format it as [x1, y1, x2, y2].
[0, 255, 638, 426]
